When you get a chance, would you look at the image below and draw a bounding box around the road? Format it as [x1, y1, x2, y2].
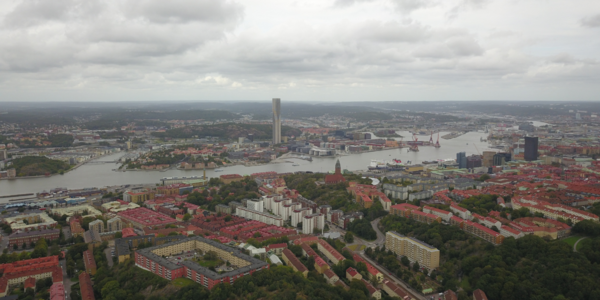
[60, 257, 75, 299]
[370, 217, 385, 246]
[573, 237, 588, 252]
[358, 252, 426, 300]
[104, 247, 114, 267]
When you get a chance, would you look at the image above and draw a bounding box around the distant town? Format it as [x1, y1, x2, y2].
[0, 100, 599, 300]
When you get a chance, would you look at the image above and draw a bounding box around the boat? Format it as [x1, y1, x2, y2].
[215, 169, 224, 172]
[292, 164, 300, 166]
[368, 160, 387, 170]
[466, 143, 469, 145]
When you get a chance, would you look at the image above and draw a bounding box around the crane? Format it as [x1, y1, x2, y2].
[473, 143, 481, 155]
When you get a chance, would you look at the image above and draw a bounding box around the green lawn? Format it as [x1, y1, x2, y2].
[347, 244, 366, 251]
[196, 259, 223, 268]
[576, 238, 590, 251]
[563, 236, 582, 247]
[172, 278, 195, 288]
[460, 276, 472, 291]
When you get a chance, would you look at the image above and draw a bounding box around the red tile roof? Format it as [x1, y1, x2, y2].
[79, 272, 95, 300]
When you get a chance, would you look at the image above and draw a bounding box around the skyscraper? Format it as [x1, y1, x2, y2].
[524, 137, 538, 161]
[456, 152, 466, 169]
[272, 98, 281, 144]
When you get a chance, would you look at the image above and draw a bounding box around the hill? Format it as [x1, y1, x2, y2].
[8, 156, 71, 176]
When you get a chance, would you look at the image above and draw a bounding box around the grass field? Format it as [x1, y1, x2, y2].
[172, 278, 195, 288]
[347, 244, 366, 251]
[563, 236, 582, 247]
[196, 258, 223, 268]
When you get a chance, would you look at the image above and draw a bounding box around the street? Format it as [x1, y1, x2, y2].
[60, 257, 74, 299]
[358, 252, 426, 300]
[370, 217, 386, 247]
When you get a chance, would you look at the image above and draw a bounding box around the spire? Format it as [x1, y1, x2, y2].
[335, 159, 341, 174]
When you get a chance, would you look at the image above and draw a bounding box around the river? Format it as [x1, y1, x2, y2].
[0, 131, 490, 199]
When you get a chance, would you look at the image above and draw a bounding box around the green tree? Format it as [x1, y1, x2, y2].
[183, 213, 191, 222]
[344, 232, 354, 243]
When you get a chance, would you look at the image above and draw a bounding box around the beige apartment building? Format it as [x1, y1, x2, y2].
[385, 231, 440, 270]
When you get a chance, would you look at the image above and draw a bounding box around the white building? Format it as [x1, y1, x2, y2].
[450, 203, 472, 220]
[247, 199, 264, 212]
[292, 207, 312, 227]
[302, 213, 324, 234]
[235, 207, 284, 227]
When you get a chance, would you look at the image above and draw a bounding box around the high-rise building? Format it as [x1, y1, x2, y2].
[456, 152, 466, 169]
[272, 98, 281, 144]
[493, 153, 511, 166]
[524, 137, 539, 161]
[482, 151, 495, 167]
[89, 220, 104, 234]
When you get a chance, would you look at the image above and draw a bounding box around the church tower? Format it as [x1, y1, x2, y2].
[335, 159, 341, 175]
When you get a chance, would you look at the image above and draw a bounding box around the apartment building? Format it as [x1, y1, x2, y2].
[83, 250, 97, 275]
[89, 219, 104, 234]
[282, 249, 308, 277]
[316, 239, 345, 265]
[463, 220, 505, 245]
[302, 213, 325, 234]
[107, 217, 123, 232]
[423, 206, 453, 222]
[385, 231, 440, 270]
[235, 206, 284, 227]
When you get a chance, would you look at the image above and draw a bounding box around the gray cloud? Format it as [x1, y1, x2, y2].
[581, 14, 600, 27]
[123, 0, 243, 24]
[0, 0, 598, 101]
[333, 0, 374, 7]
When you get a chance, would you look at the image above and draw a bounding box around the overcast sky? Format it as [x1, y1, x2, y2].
[1, 0, 599, 102]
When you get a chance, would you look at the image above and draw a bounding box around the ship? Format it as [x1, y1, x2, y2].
[434, 132, 441, 148]
[368, 160, 388, 170]
[292, 164, 300, 166]
[215, 169, 224, 172]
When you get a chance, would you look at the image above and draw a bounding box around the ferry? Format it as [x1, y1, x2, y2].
[368, 160, 387, 170]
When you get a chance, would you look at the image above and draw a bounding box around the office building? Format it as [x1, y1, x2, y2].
[466, 155, 482, 169]
[385, 231, 440, 270]
[456, 152, 466, 169]
[272, 98, 281, 144]
[482, 151, 495, 167]
[493, 153, 511, 166]
[524, 137, 538, 161]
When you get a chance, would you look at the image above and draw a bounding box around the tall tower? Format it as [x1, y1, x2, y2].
[335, 159, 341, 175]
[272, 98, 281, 144]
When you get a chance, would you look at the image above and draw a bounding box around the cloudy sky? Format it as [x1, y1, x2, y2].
[1, 0, 599, 102]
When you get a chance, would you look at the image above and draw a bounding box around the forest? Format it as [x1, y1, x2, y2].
[7, 156, 71, 176]
[379, 214, 600, 300]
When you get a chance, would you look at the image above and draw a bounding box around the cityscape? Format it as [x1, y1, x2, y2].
[1, 1, 600, 300]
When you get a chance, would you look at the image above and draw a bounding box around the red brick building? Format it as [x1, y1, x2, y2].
[0, 256, 63, 297]
[8, 229, 60, 249]
[79, 272, 95, 300]
[83, 250, 97, 275]
[325, 160, 346, 184]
